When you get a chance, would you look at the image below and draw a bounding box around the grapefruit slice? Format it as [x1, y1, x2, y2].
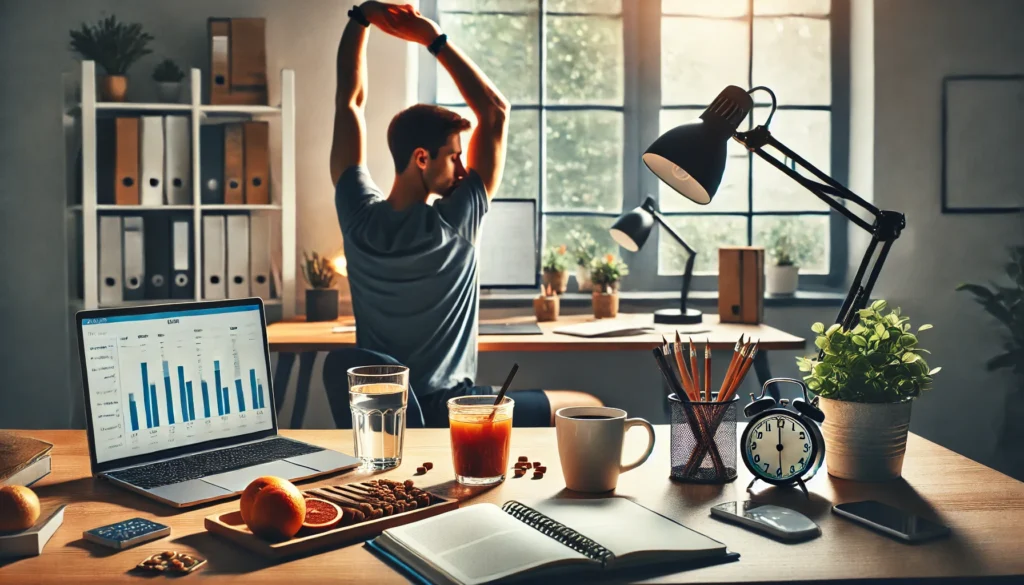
[301, 498, 343, 533]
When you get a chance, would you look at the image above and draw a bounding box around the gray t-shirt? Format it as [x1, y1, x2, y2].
[335, 166, 488, 395]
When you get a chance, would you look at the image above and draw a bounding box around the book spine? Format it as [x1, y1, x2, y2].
[501, 501, 614, 566]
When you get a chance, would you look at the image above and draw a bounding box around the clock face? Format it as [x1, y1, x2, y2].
[744, 413, 815, 482]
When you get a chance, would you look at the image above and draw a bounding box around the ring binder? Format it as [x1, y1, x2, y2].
[500, 501, 614, 566]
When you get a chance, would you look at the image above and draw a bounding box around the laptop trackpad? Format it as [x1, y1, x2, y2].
[148, 478, 231, 505]
[202, 460, 312, 493]
[286, 450, 360, 473]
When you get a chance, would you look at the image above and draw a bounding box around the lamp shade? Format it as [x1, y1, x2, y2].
[643, 85, 753, 205]
[610, 204, 654, 252]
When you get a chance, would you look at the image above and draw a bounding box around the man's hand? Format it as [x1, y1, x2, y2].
[366, 3, 441, 46]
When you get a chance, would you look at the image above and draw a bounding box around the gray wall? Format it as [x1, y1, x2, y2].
[1, 1, 1022, 479]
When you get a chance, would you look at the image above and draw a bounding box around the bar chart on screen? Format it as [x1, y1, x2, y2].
[81, 304, 273, 464]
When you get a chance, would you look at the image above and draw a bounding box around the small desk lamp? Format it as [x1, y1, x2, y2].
[610, 196, 703, 324]
[642, 85, 905, 332]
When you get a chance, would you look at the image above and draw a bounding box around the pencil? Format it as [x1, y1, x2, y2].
[722, 340, 759, 402]
[704, 339, 711, 402]
[673, 331, 696, 401]
[717, 335, 746, 401]
[688, 337, 700, 402]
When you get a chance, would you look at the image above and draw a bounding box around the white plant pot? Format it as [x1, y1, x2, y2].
[156, 81, 182, 103]
[819, 397, 913, 481]
[766, 264, 799, 296]
[575, 265, 592, 292]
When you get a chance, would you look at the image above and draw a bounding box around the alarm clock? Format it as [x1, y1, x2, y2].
[740, 377, 825, 498]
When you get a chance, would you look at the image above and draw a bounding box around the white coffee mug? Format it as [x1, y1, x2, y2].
[555, 406, 656, 493]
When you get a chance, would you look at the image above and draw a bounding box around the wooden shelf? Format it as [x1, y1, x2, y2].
[200, 104, 281, 116]
[68, 204, 283, 212]
[95, 102, 191, 111]
[201, 204, 282, 211]
[70, 298, 283, 309]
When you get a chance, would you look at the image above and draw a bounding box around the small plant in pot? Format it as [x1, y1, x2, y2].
[796, 300, 940, 481]
[542, 245, 570, 295]
[69, 15, 153, 102]
[302, 251, 339, 322]
[153, 58, 185, 103]
[590, 254, 629, 319]
[762, 219, 815, 296]
[566, 228, 598, 292]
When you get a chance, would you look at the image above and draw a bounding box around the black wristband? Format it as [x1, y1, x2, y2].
[348, 5, 370, 27]
[427, 33, 448, 56]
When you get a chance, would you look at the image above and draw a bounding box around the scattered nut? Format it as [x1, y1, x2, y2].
[416, 466, 426, 474]
[533, 462, 542, 469]
[404, 479, 414, 489]
[537, 466, 547, 473]
[514, 469, 526, 478]
[532, 471, 544, 479]
[518, 456, 529, 462]
[423, 462, 434, 470]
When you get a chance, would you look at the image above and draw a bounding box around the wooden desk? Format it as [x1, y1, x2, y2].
[267, 314, 805, 428]
[3, 429, 1021, 583]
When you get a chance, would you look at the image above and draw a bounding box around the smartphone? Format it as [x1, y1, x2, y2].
[832, 500, 950, 542]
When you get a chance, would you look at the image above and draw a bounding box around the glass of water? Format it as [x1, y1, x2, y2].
[347, 365, 408, 470]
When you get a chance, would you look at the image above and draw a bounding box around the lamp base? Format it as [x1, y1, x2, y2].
[654, 308, 703, 325]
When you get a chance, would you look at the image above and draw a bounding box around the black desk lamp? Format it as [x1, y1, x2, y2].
[610, 196, 703, 324]
[642, 85, 905, 332]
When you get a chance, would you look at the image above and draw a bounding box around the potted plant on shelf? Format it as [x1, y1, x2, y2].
[957, 246, 1024, 472]
[302, 251, 339, 322]
[69, 15, 154, 102]
[763, 219, 815, 296]
[590, 254, 629, 319]
[567, 228, 598, 292]
[153, 58, 185, 103]
[796, 300, 941, 481]
[542, 244, 570, 295]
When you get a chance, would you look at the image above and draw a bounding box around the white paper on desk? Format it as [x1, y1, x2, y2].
[554, 319, 655, 338]
[331, 325, 356, 334]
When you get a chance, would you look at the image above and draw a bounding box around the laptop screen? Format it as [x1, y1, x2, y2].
[80, 302, 274, 465]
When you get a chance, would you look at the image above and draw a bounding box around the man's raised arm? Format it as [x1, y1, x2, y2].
[329, 4, 376, 186]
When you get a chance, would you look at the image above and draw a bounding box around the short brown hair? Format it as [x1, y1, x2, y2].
[387, 104, 471, 172]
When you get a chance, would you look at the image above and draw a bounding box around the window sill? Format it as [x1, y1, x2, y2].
[480, 290, 847, 309]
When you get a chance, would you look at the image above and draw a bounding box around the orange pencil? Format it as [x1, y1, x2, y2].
[673, 331, 696, 400]
[688, 337, 700, 402]
[704, 339, 711, 401]
[722, 340, 759, 402]
[717, 335, 747, 400]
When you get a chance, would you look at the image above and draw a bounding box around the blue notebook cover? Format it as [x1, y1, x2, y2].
[364, 537, 740, 585]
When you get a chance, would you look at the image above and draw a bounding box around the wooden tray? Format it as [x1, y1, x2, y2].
[204, 480, 458, 560]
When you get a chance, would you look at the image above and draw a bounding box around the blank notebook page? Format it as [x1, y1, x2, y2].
[383, 504, 591, 584]
[529, 498, 726, 561]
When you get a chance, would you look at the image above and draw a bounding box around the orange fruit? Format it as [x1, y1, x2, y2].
[0, 485, 41, 532]
[240, 476, 293, 526]
[300, 498, 342, 533]
[246, 485, 306, 541]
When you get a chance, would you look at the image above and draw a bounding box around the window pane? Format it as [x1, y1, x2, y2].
[754, 0, 830, 16]
[658, 216, 748, 275]
[547, 16, 624, 104]
[544, 215, 618, 262]
[657, 110, 749, 213]
[545, 111, 623, 212]
[441, 0, 537, 12]
[753, 17, 830, 105]
[753, 215, 829, 273]
[549, 0, 620, 14]
[752, 108, 830, 211]
[449, 107, 539, 200]
[438, 13, 539, 104]
[663, 0, 747, 17]
[662, 18, 749, 106]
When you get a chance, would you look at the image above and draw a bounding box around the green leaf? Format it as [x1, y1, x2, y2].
[956, 283, 996, 300]
[811, 322, 825, 334]
[826, 324, 842, 337]
[874, 323, 886, 337]
[871, 299, 888, 312]
[899, 334, 918, 347]
[851, 335, 867, 347]
[814, 337, 829, 350]
[918, 324, 933, 332]
[928, 367, 942, 375]
[902, 352, 919, 363]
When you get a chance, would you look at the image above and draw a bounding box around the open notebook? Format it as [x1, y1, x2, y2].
[366, 498, 737, 585]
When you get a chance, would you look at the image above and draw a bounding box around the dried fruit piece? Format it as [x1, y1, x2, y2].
[533, 462, 542, 469]
[518, 456, 529, 463]
[423, 462, 434, 470]
[416, 466, 426, 474]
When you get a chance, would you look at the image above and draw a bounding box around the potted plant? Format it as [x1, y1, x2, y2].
[302, 251, 339, 322]
[957, 246, 1024, 472]
[567, 228, 598, 292]
[542, 244, 570, 295]
[590, 254, 629, 319]
[69, 15, 154, 102]
[762, 219, 814, 296]
[796, 300, 940, 481]
[533, 284, 559, 323]
[153, 58, 185, 103]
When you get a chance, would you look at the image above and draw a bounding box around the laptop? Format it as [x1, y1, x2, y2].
[77, 298, 360, 508]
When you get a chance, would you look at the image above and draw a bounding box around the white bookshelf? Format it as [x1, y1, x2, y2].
[64, 60, 296, 318]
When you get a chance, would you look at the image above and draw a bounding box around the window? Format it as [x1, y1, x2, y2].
[421, 0, 845, 290]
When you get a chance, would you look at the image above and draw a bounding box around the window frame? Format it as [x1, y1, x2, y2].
[419, 0, 850, 293]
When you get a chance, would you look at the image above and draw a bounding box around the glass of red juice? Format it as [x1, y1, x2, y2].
[447, 396, 514, 486]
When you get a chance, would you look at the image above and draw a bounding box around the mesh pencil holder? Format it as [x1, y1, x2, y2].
[669, 394, 738, 483]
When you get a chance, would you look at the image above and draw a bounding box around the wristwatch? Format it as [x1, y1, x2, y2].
[348, 5, 370, 27]
[428, 33, 448, 56]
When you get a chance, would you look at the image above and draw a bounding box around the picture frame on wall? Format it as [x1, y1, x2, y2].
[941, 74, 1024, 214]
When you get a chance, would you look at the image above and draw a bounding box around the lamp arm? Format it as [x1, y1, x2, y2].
[649, 209, 697, 314]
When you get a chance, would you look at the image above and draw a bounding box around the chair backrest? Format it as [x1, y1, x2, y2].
[321, 348, 425, 429]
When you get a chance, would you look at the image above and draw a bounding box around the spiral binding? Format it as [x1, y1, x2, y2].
[501, 501, 614, 566]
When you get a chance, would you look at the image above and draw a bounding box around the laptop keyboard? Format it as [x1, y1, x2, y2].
[106, 437, 324, 490]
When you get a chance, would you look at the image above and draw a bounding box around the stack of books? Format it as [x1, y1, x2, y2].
[0, 432, 52, 488]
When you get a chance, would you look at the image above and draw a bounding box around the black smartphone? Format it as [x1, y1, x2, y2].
[832, 500, 950, 542]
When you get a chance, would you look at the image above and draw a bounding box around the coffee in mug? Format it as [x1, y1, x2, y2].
[555, 406, 655, 493]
